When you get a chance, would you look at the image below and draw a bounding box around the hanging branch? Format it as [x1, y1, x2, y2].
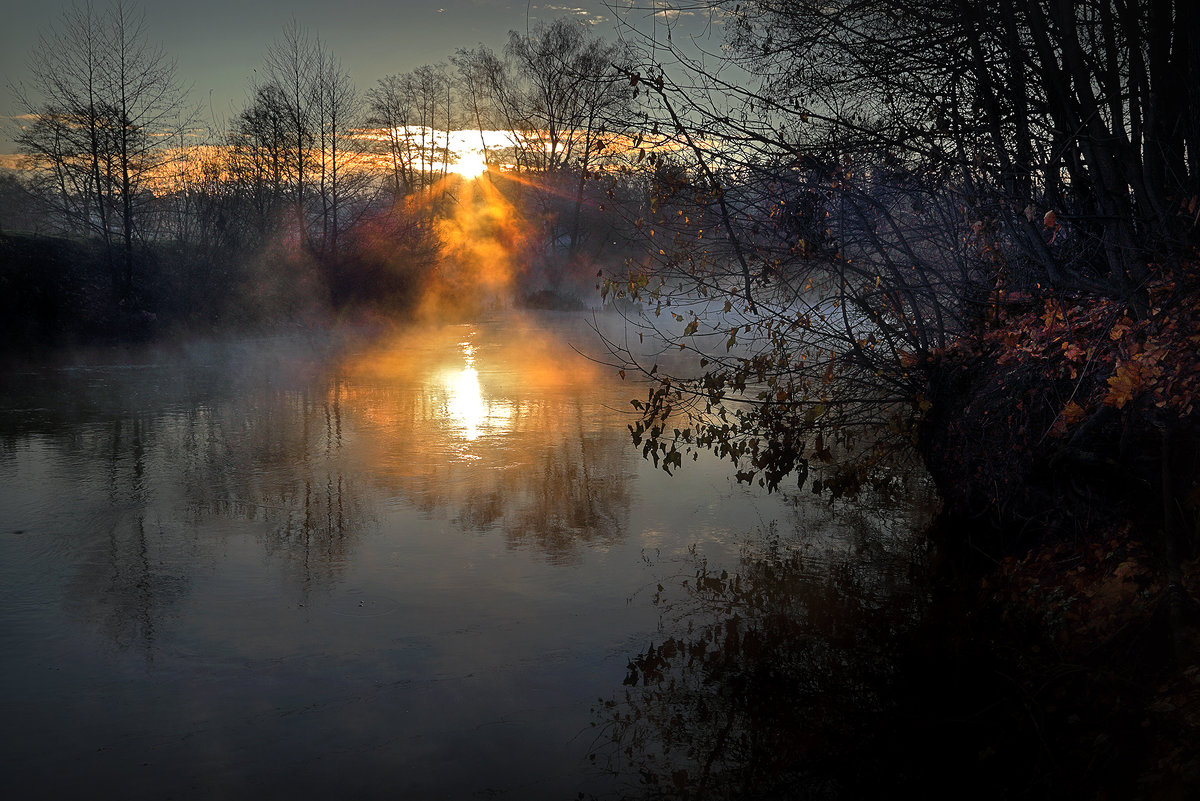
[627, 67, 758, 314]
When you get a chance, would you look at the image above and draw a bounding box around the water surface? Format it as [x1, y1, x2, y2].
[0, 313, 920, 798]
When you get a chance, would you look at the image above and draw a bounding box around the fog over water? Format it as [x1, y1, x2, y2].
[0, 311, 926, 799]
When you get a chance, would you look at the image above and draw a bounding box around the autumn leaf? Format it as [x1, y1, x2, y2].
[814, 432, 833, 462]
[1061, 342, 1087, 362]
[1103, 358, 1160, 409]
[1108, 318, 1134, 341]
[1049, 400, 1087, 437]
[1041, 300, 1065, 327]
[1104, 364, 1139, 408]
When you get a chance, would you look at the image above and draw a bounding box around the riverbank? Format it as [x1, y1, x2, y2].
[0, 231, 604, 354]
[0, 231, 438, 352]
[916, 265, 1200, 798]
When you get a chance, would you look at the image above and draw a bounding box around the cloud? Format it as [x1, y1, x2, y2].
[610, 0, 698, 19]
[0, 154, 28, 171]
[535, 4, 608, 23]
[655, 6, 699, 20]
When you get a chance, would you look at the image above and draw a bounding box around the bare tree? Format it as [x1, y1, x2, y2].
[261, 18, 318, 248]
[312, 43, 362, 257]
[227, 82, 296, 239]
[453, 45, 527, 170]
[452, 20, 634, 280]
[366, 64, 453, 199]
[451, 47, 502, 173]
[502, 19, 633, 175]
[599, 0, 1199, 494]
[366, 73, 418, 199]
[255, 19, 368, 256]
[11, 0, 192, 299]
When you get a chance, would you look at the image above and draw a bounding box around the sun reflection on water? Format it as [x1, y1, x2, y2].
[444, 335, 512, 443]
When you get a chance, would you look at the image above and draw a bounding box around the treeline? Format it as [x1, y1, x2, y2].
[2, 2, 656, 343]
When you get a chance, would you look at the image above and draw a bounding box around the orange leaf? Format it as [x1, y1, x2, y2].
[1049, 400, 1087, 435]
[1109, 319, 1133, 340]
[1104, 359, 1158, 409]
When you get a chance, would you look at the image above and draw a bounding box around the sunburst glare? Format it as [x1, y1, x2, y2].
[444, 335, 512, 442]
[453, 148, 488, 179]
[447, 365, 486, 441]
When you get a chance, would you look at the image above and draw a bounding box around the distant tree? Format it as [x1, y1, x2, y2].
[452, 45, 526, 171]
[251, 19, 366, 256]
[11, 0, 192, 299]
[366, 73, 416, 199]
[260, 18, 318, 248]
[311, 43, 363, 257]
[453, 19, 634, 276]
[503, 18, 634, 176]
[451, 47, 502, 173]
[366, 64, 453, 200]
[227, 83, 295, 239]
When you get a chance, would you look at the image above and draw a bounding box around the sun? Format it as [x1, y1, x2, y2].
[453, 149, 488, 179]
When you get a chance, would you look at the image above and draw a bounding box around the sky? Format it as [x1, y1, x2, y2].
[1, 0, 712, 153]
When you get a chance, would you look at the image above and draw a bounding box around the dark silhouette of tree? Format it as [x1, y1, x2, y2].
[227, 83, 295, 239]
[452, 19, 635, 285]
[232, 20, 367, 258]
[260, 18, 317, 249]
[11, 0, 192, 300]
[366, 64, 452, 200]
[311, 43, 362, 258]
[601, 0, 1199, 494]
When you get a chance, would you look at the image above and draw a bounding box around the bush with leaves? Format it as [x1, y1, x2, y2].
[600, 0, 1199, 503]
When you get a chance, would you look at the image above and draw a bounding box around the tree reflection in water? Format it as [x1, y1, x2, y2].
[591, 507, 931, 800]
[337, 320, 635, 564]
[7, 345, 368, 658]
[1, 319, 944, 798]
[8, 319, 639, 666]
[177, 381, 361, 589]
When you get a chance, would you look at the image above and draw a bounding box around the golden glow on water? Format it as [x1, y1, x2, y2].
[447, 365, 484, 441]
[443, 335, 513, 443]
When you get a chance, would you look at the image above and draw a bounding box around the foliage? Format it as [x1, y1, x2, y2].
[598, 0, 1200, 501]
[590, 495, 1200, 801]
[976, 273, 1200, 422]
[597, 150, 961, 495]
[921, 262, 1200, 527]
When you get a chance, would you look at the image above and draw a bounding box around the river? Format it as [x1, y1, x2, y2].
[0, 311, 929, 799]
